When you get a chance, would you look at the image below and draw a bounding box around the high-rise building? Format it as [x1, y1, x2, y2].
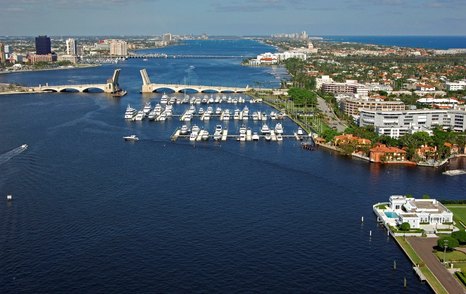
[35, 35, 51, 55]
[109, 40, 128, 56]
[66, 38, 77, 56]
[0, 43, 5, 63]
[162, 33, 172, 43]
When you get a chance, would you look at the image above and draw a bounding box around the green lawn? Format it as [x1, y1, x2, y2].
[446, 205, 466, 229]
[434, 250, 466, 262]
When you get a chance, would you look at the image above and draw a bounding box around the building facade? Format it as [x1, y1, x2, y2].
[342, 98, 405, 116]
[322, 82, 369, 97]
[66, 38, 77, 56]
[35, 35, 51, 55]
[359, 109, 466, 138]
[387, 195, 453, 229]
[446, 80, 466, 91]
[109, 40, 128, 56]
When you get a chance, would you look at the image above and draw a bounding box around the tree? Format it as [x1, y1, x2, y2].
[422, 194, 430, 199]
[452, 230, 466, 245]
[437, 236, 459, 251]
[400, 222, 411, 231]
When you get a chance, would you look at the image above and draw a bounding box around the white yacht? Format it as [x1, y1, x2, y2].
[189, 132, 198, 141]
[180, 125, 189, 134]
[276, 134, 283, 141]
[134, 110, 145, 121]
[208, 96, 215, 104]
[203, 112, 211, 121]
[252, 132, 260, 141]
[234, 109, 240, 120]
[252, 112, 259, 121]
[198, 107, 205, 115]
[148, 109, 157, 120]
[261, 112, 268, 121]
[124, 104, 137, 119]
[264, 133, 272, 141]
[261, 124, 271, 134]
[165, 105, 173, 117]
[274, 123, 284, 134]
[206, 106, 213, 114]
[160, 93, 169, 104]
[157, 111, 167, 121]
[297, 127, 304, 136]
[238, 125, 247, 141]
[201, 130, 210, 141]
[270, 111, 278, 120]
[169, 96, 176, 105]
[215, 107, 222, 115]
[213, 125, 223, 141]
[242, 106, 249, 120]
[123, 135, 139, 141]
[222, 109, 230, 121]
[191, 125, 200, 134]
[143, 102, 152, 115]
[238, 96, 245, 103]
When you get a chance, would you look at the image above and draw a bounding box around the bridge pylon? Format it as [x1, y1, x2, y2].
[105, 69, 122, 93]
[140, 69, 154, 93]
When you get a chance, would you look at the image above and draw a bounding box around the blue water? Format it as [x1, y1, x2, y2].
[324, 35, 466, 49]
[1, 39, 464, 293]
[385, 211, 399, 219]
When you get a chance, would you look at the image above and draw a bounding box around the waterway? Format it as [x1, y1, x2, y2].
[0, 39, 465, 293]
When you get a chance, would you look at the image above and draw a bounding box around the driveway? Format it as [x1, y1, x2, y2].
[407, 237, 465, 294]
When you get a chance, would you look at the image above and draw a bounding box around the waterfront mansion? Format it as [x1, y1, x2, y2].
[375, 195, 453, 230]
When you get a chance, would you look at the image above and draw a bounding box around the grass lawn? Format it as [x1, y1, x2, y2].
[446, 205, 466, 229]
[434, 250, 466, 262]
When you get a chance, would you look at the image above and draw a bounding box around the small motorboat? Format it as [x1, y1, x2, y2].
[123, 135, 139, 141]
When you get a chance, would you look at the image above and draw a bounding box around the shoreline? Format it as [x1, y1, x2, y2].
[0, 64, 101, 76]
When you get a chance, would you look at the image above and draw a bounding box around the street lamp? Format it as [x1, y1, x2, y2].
[443, 239, 448, 265]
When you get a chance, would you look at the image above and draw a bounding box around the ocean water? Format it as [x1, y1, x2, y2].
[1, 39, 464, 293]
[323, 35, 466, 49]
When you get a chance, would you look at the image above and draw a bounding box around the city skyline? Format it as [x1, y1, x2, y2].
[0, 0, 465, 36]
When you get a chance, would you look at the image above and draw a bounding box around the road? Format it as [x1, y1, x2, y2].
[315, 95, 347, 133]
[407, 237, 465, 294]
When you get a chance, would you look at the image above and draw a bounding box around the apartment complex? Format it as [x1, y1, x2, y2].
[445, 80, 466, 91]
[359, 109, 466, 138]
[322, 82, 369, 97]
[342, 98, 405, 116]
[109, 40, 128, 56]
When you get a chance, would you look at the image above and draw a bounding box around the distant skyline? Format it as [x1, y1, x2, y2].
[0, 0, 465, 36]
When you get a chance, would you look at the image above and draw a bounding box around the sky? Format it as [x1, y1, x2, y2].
[0, 0, 465, 36]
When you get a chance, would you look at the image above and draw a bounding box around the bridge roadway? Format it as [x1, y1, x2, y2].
[140, 69, 272, 93]
[127, 54, 254, 59]
[28, 69, 123, 94]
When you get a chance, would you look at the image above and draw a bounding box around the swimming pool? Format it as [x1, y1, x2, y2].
[384, 211, 399, 218]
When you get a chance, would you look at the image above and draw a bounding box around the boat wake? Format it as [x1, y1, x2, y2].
[0, 145, 28, 166]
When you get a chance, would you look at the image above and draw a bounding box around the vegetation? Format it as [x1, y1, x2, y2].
[287, 87, 317, 107]
[452, 230, 466, 245]
[400, 222, 411, 231]
[437, 236, 459, 251]
[445, 205, 466, 229]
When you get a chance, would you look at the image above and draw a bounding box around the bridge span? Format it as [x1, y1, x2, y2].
[140, 69, 271, 94]
[31, 69, 123, 94]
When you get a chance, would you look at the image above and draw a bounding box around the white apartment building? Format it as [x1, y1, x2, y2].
[109, 40, 128, 56]
[359, 109, 466, 138]
[66, 38, 77, 56]
[445, 80, 466, 91]
[251, 51, 306, 65]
